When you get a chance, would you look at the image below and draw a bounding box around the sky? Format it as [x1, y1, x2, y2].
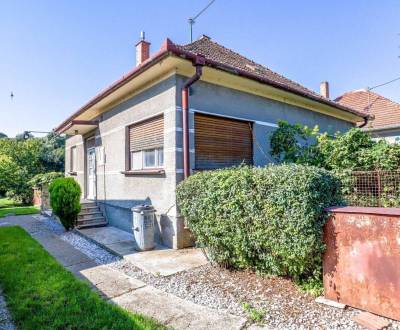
[0, 0, 399, 137]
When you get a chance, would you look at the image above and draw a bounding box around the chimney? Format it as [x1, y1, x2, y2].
[320, 81, 330, 99]
[135, 31, 150, 66]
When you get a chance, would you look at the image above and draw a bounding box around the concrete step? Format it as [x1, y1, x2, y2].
[78, 212, 103, 220]
[76, 217, 107, 229]
[76, 220, 108, 229]
[77, 216, 106, 224]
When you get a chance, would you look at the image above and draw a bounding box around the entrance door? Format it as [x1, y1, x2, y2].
[87, 148, 96, 200]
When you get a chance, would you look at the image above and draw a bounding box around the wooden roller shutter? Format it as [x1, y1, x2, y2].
[129, 115, 164, 152]
[195, 113, 253, 170]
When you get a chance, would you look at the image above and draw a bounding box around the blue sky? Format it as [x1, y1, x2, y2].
[0, 0, 399, 137]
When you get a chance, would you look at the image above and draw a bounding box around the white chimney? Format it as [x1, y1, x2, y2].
[135, 31, 150, 66]
[320, 81, 330, 99]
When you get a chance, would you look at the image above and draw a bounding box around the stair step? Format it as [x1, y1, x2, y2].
[76, 221, 107, 229]
[78, 211, 103, 218]
[80, 206, 100, 212]
[77, 216, 106, 224]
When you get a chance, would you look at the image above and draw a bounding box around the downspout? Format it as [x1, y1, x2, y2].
[181, 55, 205, 179]
[358, 116, 369, 128]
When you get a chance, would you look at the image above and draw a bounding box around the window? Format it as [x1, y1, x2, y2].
[194, 113, 253, 170]
[70, 146, 77, 172]
[130, 148, 164, 170]
[128, 115, 164, 171]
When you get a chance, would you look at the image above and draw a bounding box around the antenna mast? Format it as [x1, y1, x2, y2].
[188, 0, 216, 42]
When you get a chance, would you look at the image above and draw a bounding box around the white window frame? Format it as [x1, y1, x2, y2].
[130, 147, 164, 170]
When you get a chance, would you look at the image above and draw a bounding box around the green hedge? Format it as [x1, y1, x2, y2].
[177, 164, 343, 282]
[49, 177, 81, 230]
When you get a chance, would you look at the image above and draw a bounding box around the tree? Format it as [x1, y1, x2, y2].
[0, 133, 7, 139]
[0, 154, 20, 196]
[0, 133, 65, 203]
[269, 121, 400, 172]
[39, 132, 65, 172]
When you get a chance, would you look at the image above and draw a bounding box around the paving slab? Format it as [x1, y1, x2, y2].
[78, 226, 135, 246]
[80, 265, 146, 299]
[0, 215, 43, 234]
[352, 311, 391, 330]
[31, 230, 92, 267]
[124, 247, 209, 276]
[112, 286, 246, 330]
[78, 226, 209, 276]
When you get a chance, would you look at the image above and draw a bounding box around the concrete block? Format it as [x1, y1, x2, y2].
[315, 296, 346, 309]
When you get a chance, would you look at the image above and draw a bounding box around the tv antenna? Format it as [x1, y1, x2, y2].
[188, 0, 216, 42]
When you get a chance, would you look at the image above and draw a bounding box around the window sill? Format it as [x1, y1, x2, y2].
[121, 169, 165, 176]
[68, 171, 77, 176]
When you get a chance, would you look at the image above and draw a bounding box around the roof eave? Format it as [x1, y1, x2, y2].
[55, 38, 367, 134]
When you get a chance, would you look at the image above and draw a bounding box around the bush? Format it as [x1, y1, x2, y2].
[49, 178, 81, 230]
[29, 172, 64, 188]
[177, 164, 343, 283]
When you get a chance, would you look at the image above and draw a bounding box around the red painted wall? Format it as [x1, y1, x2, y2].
[323, 207, 400, 321]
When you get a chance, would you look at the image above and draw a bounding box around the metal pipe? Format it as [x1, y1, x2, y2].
[182, 61, 204, 179]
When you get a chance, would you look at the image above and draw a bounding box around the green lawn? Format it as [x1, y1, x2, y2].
[0, 197, 39, 218]
[0, 226, 167, 330]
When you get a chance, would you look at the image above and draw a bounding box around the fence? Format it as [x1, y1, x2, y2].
[343, 170, 400, 207]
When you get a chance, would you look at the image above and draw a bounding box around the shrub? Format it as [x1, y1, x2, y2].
[29, 172, 64, 188]
[49, 177, 81, 230]
[176, 164, 343, 283]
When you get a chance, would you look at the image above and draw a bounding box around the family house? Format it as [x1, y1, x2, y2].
[336, 89, 400, 143]
[55, 35, 367, 249]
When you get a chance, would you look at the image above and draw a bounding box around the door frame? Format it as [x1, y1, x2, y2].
[86, 146, 97, 200]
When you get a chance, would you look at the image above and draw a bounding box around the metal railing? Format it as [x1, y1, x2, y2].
[343, 170, 400, 207]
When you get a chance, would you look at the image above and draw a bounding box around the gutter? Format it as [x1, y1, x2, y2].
[181, 55, 205, 179]
[55, 38, 368, 134]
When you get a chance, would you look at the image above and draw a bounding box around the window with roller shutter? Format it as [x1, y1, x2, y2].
[128, 115, 164, 170]
[194, 113, 253, 170]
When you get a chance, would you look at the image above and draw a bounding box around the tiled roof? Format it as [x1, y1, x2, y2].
[175, 36, 366, 118]
[335, 90, 400, 130]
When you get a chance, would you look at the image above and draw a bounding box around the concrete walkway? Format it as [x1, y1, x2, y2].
[77, 226, 209, 276]
[0, 216, 246, 330]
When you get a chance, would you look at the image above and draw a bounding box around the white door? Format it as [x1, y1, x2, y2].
[87, 148, 96, 200]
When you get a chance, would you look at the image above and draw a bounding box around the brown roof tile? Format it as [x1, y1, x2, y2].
[335, 90, 400, 130]
[177, 36, 322, 98]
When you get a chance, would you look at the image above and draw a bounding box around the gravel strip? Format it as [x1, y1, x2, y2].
[33, 216, 400, 329]
[0, 288, 15, 330]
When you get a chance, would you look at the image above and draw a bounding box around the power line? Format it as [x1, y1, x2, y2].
[369, 76, 400, 90]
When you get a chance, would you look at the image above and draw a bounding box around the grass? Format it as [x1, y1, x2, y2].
[0, 197, 39, 218]
[0, 226, 167, 330]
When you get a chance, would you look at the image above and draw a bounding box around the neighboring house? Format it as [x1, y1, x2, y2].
[55, 35, 366, 249]
[336, 89, 400, 143]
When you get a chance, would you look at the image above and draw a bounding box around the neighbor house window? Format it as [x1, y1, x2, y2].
[128, 115, 164, 170]
[70, 146, 77, 172]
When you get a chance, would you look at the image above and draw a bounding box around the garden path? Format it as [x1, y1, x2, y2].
[0, 215, 247, 330]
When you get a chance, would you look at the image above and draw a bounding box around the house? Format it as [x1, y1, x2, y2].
[335, 89, 400, 143]
[54, 35, 367, 249]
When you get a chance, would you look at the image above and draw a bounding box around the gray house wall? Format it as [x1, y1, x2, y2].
[66, 73, 354, 249]
[66, 75, 193, 249]
[175, 75, 353, 180]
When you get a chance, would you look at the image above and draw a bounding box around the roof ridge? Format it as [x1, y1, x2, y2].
[336, 89, 400, 107]
[179, 37, 324, 99]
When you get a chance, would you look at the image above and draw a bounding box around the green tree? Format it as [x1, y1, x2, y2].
[0, 133, 65, 203]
